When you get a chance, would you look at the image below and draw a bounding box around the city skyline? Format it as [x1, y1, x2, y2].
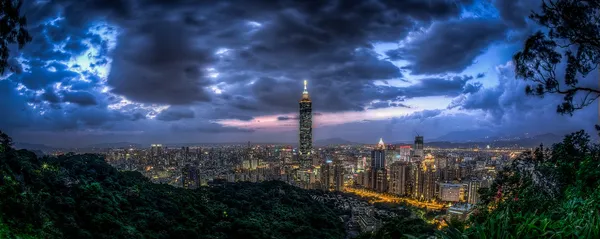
[1, 0, 598, 147]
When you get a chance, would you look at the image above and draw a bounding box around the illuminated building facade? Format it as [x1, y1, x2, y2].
[413, 136, 424, 160]
[467, 180, 491, 204]
[439, 183, 462, 202]
[333, 162, 344, 191]
[298, 80, 313, 167]
[389, 162, 409, 196]
[370, 138, 387, 192]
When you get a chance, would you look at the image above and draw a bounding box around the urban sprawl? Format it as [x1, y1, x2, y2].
[87, 81, 525, 234]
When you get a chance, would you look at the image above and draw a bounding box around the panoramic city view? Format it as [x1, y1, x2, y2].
[0, 0, 599, 238]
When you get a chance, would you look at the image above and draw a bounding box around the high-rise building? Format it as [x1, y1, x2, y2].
[182, 164, 199, 189]
[371, 138, 386, 169]
[370, 138, 387, 192]
[298, 80, 313, 168]
[468, 180, 491, 204]
[413, 136, 424, 161]
[412, 156, 437, 201]
[150, 144, 163, 157]
[333, 162, 344, 192]
[389, 162, 409, 196]
[321, 161, 333, 190]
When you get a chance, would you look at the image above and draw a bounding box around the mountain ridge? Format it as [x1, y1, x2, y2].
[14, 131, 575, 153]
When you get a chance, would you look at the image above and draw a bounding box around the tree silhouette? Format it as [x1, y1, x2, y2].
[0, 130, 12, 153]
[513, 0, 599, 116]
[0, 0, 32, 75]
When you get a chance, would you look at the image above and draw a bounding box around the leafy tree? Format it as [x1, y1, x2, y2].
[356, 216, 434, 239]
[0, 130, 13, 155]
[513, 0, 600, 115]
[439, 131, 600, 238]
[0, 0, 32, 74]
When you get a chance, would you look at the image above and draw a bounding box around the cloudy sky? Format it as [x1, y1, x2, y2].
[1, 0, 597, 147]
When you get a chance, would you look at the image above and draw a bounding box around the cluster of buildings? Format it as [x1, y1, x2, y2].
[102, 80, 521, 226]
[355, 136, 496, 206]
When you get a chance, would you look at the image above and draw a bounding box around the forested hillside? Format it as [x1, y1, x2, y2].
[439, 130, 600, 238]
[359, 130, 600, 239]
[3, 129, 600, 239]
[0, 132, 344, 239]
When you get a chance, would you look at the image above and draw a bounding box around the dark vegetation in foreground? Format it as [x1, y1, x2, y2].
[358, 130, 600, 239]
[2, 128, 600, 239]
[440, 130, 600, 238]
[0, 132, 344, 239]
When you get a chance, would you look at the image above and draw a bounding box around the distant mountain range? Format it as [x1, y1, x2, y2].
[432, 129, 497, 142]
[13, 143, 58, 153]
[425, 133, 564, 148]
[86, 142, 144, 149]
[314, 138, 360, 146]
[13, 132, 573, 154]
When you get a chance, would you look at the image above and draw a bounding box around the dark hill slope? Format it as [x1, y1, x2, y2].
[0, 148, 344, 239]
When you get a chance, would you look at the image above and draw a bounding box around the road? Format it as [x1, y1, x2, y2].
[344, 187, 447, 211]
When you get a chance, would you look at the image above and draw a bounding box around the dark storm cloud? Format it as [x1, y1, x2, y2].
[493, 0, 542, 28]
[277, 115, 299, 121]
[107, 20, 215, 105]
[400, 75, 480, 98]
[17, 65, 80, 90]
[0, 81, 35, 131]
[62, 91, 98, 106]
[216, 73, 479, 120]
[8, 0, 566, 145]
[313, 49, 404, 81]
[392, 109, 443, 123]
[155, 107, 195, 122]
[7, 58, 23, 74]
[448, 62, 542, 121]
[33, 0, 470, 108]
[367, 101, 410, 110]
[388, 18, 508, 75]
[41, 88, 61, 103]
[462, 82, 483, 94]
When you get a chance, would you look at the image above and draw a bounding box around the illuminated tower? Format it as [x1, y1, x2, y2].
[413, 136, 424, 161]
[299, 80, 313, 167]
[370, 138, 387, 192]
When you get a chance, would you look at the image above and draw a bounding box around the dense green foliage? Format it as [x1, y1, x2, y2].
[4, 129, 600, 239]
[439, 130, 600, 238]
[0, 133, 344, 239]
[0, 0, 32, 74]
[355, 203, 435, 239]
[356, 216, 434, 239]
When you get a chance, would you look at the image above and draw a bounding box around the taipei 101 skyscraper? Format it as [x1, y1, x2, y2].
[298, 80, 313, 167]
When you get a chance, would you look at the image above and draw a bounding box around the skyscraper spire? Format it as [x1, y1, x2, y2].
[377, 138, 385, 149]
[303, 80, 308, 94]
[301, 80, 310, 101]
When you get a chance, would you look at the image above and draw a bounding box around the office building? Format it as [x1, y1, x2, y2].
[389, 162, 409, 196]
[182, 164, 199, 189]
[370, 138, 387, 192]
[439, 183, 462, 202]
[413, 136, 424, 161]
